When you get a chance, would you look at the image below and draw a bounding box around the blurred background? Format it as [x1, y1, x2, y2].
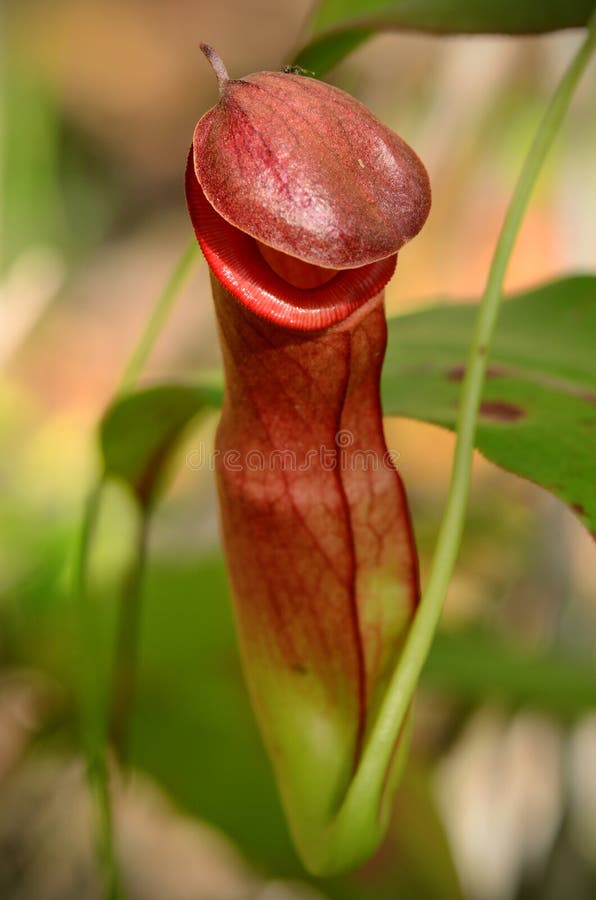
[1, 1, 595, 898]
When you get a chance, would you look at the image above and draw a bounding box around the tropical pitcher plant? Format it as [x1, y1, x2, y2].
[185, 44, 431, 873]
[73, 8, 596, 894]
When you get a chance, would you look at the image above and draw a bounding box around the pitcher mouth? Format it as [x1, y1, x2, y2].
[185, 152, 398, 333]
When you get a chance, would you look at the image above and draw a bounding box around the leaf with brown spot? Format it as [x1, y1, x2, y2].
[479, 400, 526, 422]
[382, 275, 596, 534]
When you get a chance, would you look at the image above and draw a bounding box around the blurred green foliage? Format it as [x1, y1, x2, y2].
[294, 0, 595, 74]
[1, 58, 113, 274]
[1, 1, 595, 897]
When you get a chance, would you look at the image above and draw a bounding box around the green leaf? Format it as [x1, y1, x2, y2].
[382, 275, 596, 534]
[294, 0, 594, 73]
[99, 384, 217, 508]
[291, 28, 372, 76]
[424, 628, 596, 720]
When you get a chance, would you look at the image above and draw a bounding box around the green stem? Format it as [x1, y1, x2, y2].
[75, 477, 119, 899]
[108, 510, 150, 764]
[74, 240, 199, 897]
[118, 240, 199, 393]
[326, 7, 596, 871]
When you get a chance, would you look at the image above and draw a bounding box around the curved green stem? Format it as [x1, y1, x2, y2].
[118, 240, 199, 393]
[75, 477, 120, 899]
[73, 241, 199, 898]
[320, 8, 596, 873]
[109, 509, 150, 764]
